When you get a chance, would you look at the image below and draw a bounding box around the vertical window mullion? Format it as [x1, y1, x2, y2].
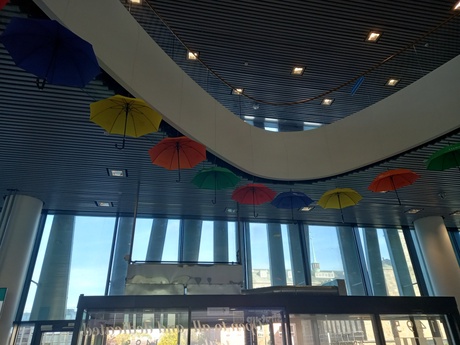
[300, 222, 312, 285]
[353, 226, 373, 296]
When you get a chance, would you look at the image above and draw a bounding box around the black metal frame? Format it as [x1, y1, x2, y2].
[71, 294, 460, 345]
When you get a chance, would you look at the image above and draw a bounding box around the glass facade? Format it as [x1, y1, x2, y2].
[20, 213, 444, 323]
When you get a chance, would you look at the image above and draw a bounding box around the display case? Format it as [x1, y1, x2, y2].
[72, 294, 460, 345]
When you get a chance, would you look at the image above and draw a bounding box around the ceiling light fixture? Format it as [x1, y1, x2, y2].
[95, 201, 114, 207]
[321, 98, 334, 106]
[454, 1, 460, 10]
[300, 206, 315, 212]
[107, 168, 127, 177]
[224, 207, 237, 214]
[244, 116, 255, 120]
[386, 78, 400, 86]
[405, 208, 422, 214]
[366, 31, 382, 42]
[232, 88, 244, 95]
[291, 66, 305, 76]
[450, 210, 460, 216]
[187, 51, 199, 60]
[129, 0, 142, 4]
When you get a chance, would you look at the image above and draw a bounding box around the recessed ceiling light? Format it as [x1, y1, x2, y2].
[321, 98, 334, 106]
[386, 78, 400, 86]
[224, 207, 237, 214]
[107, 168, 127, 177]
[232, 88, 244, 95]
[405, 208, 422, 214]
[300, 206, 315, 212]
[244, 116, 255, 120]
[454, 1, 460, 10]
[187, 51, 199, 60]
[129, 0, 142, 4]
[366, 31, 382, 42]
[95, 201, 114, 207]
[291, 66, 305, 76]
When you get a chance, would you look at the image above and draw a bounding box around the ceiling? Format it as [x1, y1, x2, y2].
[1, 0, 460, 228]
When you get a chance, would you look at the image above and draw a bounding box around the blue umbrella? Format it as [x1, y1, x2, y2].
[0, 17, 100, 88]
[272, 191, 314, 209]
[272, 191, 314, 220]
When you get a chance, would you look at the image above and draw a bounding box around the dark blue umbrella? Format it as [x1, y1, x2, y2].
[272, 191, 313, 220]
[271, 191, 314, 209]
[0, 17, 100, 88]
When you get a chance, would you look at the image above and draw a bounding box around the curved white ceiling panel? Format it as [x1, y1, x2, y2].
[35, 0, 460, 181]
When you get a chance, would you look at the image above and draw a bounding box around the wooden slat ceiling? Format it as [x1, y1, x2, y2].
[1, 0, 460, 228]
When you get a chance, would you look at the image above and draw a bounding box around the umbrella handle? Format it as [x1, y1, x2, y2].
[115, 137, 126, 150]
[253, 204, 258, 218]
[36, 78, 46, 90]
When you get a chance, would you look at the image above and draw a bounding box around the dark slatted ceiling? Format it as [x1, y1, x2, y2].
[0, 1, 460, 228]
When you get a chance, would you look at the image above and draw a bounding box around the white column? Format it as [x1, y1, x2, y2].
[0, 194, 43, 345]
[413, 216, 460, 308]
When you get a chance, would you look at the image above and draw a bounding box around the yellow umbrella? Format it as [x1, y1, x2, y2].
[90, 95, 162, 149]
[318, 188, 362, 222]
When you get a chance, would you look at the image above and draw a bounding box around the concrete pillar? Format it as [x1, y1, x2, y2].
[30, 215, 75, 320]
[181, 220, 202, 262]
[414, 216, 460, 307]
[363, 228, 387, 296]
[267, 223, 287, 286]
[109, 217, 134, 295]
[146, 218, 168, 261]
[0, 194, 43, 345]
[213, 221, 228, 262]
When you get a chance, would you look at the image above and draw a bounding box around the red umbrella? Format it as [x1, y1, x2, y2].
[148, 136, 206, 182]
[232, 183, 277, 217]
[0, 0, 9, 11]
[368, 168, 420, 205]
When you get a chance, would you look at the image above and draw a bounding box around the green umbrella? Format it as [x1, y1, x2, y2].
[192, 167, 240, 204]
[426, 143, 460, 171]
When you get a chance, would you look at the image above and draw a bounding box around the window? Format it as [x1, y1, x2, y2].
[23, 215, 116, 320]
[357, 228, 420, 296]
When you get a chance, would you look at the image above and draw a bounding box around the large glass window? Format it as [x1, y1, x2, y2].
[131, 218, 238, 264]
[247, 222, 306, 288]
[357, 228, 420, 296]
[23, 215, 116, 321]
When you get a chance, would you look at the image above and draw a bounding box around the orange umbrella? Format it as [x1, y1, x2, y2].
[368, 168, 420, 205]
[148, 136, 206, 182]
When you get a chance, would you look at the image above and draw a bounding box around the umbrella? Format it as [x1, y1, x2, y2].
[90, 95, 162, 149]
[0, 0, 9, 11]
[368, 168, 420, 205]
[318, 188, 362, 222]
[426, 142, 460, 171]
[192, 167, 240, 204]
[149, 136, 207, 182]
[232, 183, 277, 217]
[271, 191, 314, 220]
[0, 17, 100, 88]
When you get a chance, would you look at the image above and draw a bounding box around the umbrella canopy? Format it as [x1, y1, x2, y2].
[426, 142, 460, 171]
[318, 188, 362, 209]
[271, 191, 313, 209]
[0, 17, 100, 88]
[318, 188, 362, 222]
[368, 168, 420, 205]
[90, 95, 162, 149]
[149, 136, 207, 182]
[232, 183, 277, 217]
[0, 0, 9, 11]
[192, 167, 240, 204]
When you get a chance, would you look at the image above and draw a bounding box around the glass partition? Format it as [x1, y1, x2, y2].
[380, 314, 453, 345]
[289, 314, 376, 345]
